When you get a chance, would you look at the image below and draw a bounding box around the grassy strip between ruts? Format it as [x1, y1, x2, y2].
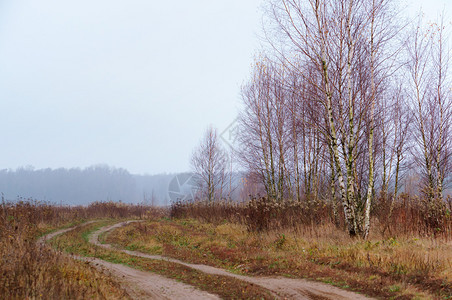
[50, 219, 275, 300]
[104, 219, 452, 300]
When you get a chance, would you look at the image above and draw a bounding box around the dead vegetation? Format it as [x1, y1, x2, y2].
[111, 197, 452, 299]
[1, 194, 450, 299]
[170, 195, 452, 238]
[108, 217, 452, 298]
[51, 220, 274, 299]
[0, 199, 164, 299]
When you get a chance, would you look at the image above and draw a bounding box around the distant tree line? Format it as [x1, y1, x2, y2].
[0, 165, 246, 206]
[0, 165, 173, 205]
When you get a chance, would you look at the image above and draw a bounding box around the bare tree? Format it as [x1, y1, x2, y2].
[229, 0, 450, 237]
[264, 0, 401, 237]
[238, 58, 292, 201]
[386, 84, 412, 227]
[406, 15, 451, 226]
[190, 126, 229, 203]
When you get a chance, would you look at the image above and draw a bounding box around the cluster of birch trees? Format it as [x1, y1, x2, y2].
[236, 0, 451, 237]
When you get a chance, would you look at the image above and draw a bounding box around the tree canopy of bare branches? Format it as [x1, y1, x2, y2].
[234, 0, 450, 237]
[190, 126, 229, 203]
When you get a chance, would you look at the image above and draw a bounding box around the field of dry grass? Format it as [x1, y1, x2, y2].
[50, 219, 274, 299]
[1, 197, 450, 299]
[0, 200, 162, 299]
[105, 203, 452, 299]
[1, 201, 275, 299]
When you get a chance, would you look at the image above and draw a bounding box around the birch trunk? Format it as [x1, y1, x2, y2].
[363, 0, 377, 239]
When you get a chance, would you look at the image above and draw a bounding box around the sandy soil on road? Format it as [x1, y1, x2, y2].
[79, 256, 220, 300]
[93, 221, 374, 300]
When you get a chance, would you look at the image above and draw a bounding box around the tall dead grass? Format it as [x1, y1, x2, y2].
[170, 197, 451, 297]
[170, 194, 452, 238]
[0, 199, 166, 299]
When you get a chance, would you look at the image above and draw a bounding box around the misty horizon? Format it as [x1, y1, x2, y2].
[0, 164, 246, 205]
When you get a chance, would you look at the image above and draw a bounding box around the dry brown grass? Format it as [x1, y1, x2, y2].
[52, 220, 275, 299]
[0, 199, 165, 299]
[106, 215, 452, 299]
[170, 195, 452, 238]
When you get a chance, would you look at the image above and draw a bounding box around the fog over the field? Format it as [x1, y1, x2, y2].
[0, 0, 449, 176]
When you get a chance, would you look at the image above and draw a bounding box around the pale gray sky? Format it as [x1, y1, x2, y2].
[0, 0, 449, 174]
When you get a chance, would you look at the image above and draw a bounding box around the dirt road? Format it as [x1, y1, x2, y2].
[39, 222, 220, 300]
[92, 221, 373, 300]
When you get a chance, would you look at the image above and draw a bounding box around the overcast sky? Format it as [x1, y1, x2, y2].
[0, 0, 450, 175]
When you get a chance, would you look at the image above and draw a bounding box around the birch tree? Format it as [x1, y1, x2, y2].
[407, 16, 451, 227]
[266, 0, 400, 237]
[238, 58, 293, 201]
[191, 126, 229, 203]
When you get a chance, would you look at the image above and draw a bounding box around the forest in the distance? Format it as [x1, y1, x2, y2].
[0, 165, 174, 205]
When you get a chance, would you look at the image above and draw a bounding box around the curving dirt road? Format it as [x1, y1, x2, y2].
[93, 221, 373, 300]
[39, 222, 220, 300]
